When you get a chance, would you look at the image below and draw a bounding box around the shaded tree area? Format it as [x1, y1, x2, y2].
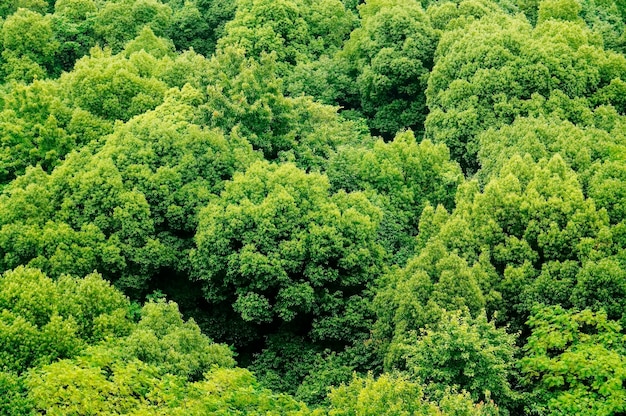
[2, 0, 626, 414]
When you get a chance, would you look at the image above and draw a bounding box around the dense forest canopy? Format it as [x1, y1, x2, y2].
[2, 0, 626, 414]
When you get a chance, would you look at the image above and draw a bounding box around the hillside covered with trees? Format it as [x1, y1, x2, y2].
[2, 0, 626, 414]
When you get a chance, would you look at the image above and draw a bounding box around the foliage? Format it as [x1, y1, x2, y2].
[520, 306, 626, 415]
[192, 160, 384, 343]
[327, 131, 463, 263]
[328, 373, 501, 415]
[425, 12, 626, 172]
[1, 0, 626, 414]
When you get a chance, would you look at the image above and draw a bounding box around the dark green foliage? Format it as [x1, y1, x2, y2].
[168, 0, 237, 56]
[290, 0, 437, 137]
[337, 0, 437, 137]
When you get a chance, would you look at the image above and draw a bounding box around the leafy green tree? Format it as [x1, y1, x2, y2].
[425, 12, 626, 171]
[338, 0, 437, 136]
[0, 79, 112, 184]
[166, 0, 237, 56]
[0, 266, 131, 374]
[1, 8, 59, 80]
[217, 0, 355, 72]
[25, 300, 245, 415]
[0, 92, 256, 296]
[192, 160, 384, 344]
[0, 0, 48, 19]
[520, 306, 626, 415]
[199, 47, 367, 168]
[328, 373, 500, 415]
[51, 0, 98, 73]
[0, 372, 32, 416]
[290, 0, 437, 137]
[375, 153, 615, 359]
[403, 310, 517, 407]
[476, 114, 626, 185]
[60, 46, 168, 122]
[93, 0, 172, 53]
[327, 131, 463, 263]
[373, 242, 488, 370]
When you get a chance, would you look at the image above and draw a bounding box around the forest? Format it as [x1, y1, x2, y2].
[1, 0, 626, 414]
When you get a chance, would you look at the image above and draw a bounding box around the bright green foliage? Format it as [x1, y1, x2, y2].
[200, 47, 367, 168]
[1, 8, 59, 81]
[476, 114, 626, 184]
[122, 300, 236, 379]
[520, 306, 626, 415]
[327, 373, 500, 415]
[537, 0, 582, 23]
[0, 372, 32, 416]
[0, 80, 112, 184]
[0, 266, 131, 374]
[402, 310, 517, 406]
[93, 0, 172, 53]
[327, 131, 463, 263]
[518, 0, 626, 51]
[0, 93, 256, 293]
[374, 244, 488, 368]
[25, 300, 245, 415]
[122, 26, 176, 58]
[217, 0, 355, 70]
[192, 161, 384, 342]
[425, 12, 626, 171]
[425, 0, 508, 32]
[378, 154, 614, 342]
[60, 46, 168, 121]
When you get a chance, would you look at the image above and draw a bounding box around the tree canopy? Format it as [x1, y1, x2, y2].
[2, 0, 626, 413]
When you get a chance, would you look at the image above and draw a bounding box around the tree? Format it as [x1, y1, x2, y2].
[217, 0, 355, 72]
[326, 131, 463, 263]
[192, 161, 384, 344]
[60, 46, 168, 122]
[520, 306, 626, 415]
[339, 0, 437, 137]
[403, 310, 517, 407]
[425, 12, 626, 171]
[0, 266, 131, 374]
[199, 47, 367, 169]
[1, 8, 59, 80]
[0, 92, 256, 297]
[167, 0, 237, 57]
[289, 0, 437, 138]
[0, 79, 112, 184]
[51, 0, 98, 73]
[93, 0, 172, 53]
[327, 373, 500, 415]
